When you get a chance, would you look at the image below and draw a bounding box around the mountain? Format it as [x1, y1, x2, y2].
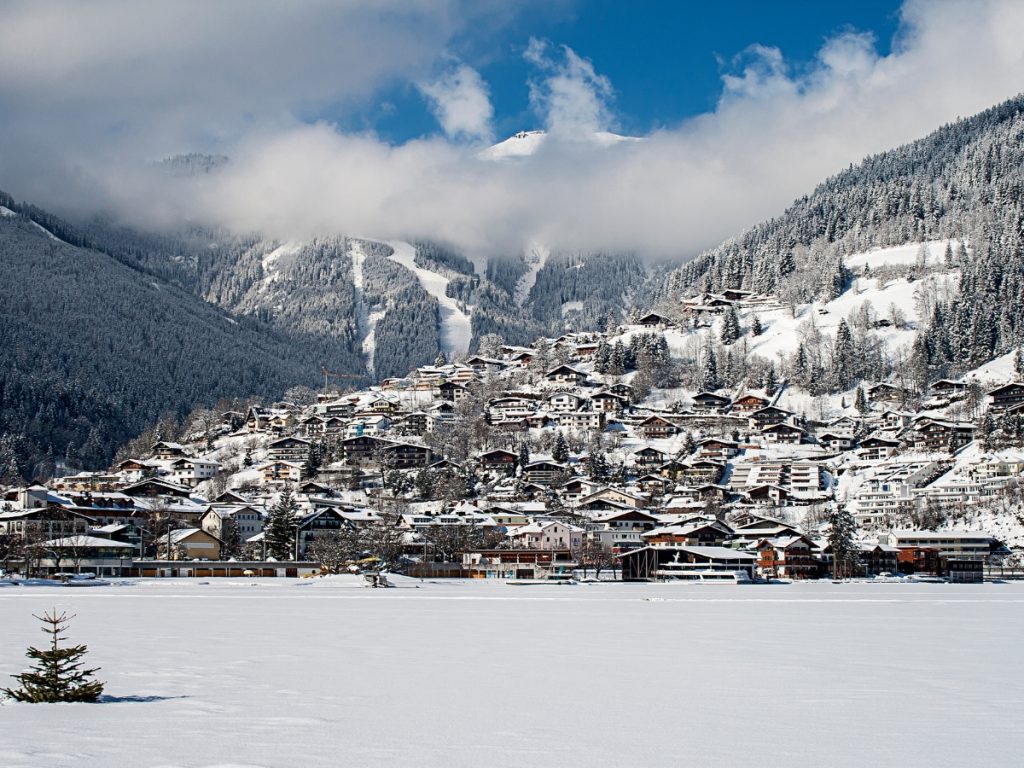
[660, 93, 1024, 376]
[0, 200, 363, 478]
[479, 129, 640, 160]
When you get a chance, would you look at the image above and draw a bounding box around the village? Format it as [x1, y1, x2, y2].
[3, 288, 1024, 587]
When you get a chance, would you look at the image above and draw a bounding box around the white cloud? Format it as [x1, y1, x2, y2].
[525, 38, 614, 136]
[3, 0, 1024, 262]
[418, 63, 494, 142]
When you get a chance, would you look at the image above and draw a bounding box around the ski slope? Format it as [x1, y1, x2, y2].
[387, 240, 471, 358]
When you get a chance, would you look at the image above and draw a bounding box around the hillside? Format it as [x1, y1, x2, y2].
[0, 211, 339, 477]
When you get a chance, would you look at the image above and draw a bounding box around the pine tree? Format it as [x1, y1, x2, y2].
[720, 306, 740, 345]
[854, 385, 868, 413]
[265, 487, 298, 560]
[588, 451, 608, 482]
[517, 440, 531, 468]
[830, 320, 855, 391]
[1015, 348, 1024, 381]
[700, 347, 719, 391]
[3, 609, 104, 703]
[750, 315, 763, 336]
[764, 365, 778, 397]
[594, 339, 611, 374]
[827, 505, 859, 579]
[301, 442, 321, 480]
[552, 431, 570, 464]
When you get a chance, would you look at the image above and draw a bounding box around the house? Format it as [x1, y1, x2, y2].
[761, 423, 805, 445]
[636, 311, 674, 327]
[744, 484, 791, 506]
[586, 509, 661, 552]
[590, 391, 628, 413]
[438, 381, 469, 403]
[547, 391, 588, 412]
[151, 441, 188, 460]
[691, 391, 731, 413]
[555, 411, 605, 431]
[639, 415, 681, 439]
[817, 432, 856, 452]
[868, 382, 908, 403]
[901, 418, 973, 452]
[464, 355, 507, 373]
[159, 528, 222, 560]
[260, 461, 303, 485]
[380, 442, 433, 469]
[35, 535, 136, 576]
[857, 542, 900, 576]
[756, 535, 819, 579]
[695, 437, 739, 460]
[295, 509, 356, 559]
[479, 449, 519, 471]
[989, 382, 1024, 410]
[340, 435, 386, 464]
[930, 379, 967, 397]
[506, 521, 584, 551]
[167, 458, 221, 487]
[643, 519, 733, 547]
[200, 505, 265, 542]
[577, 487, 648, 510]
[522, 461, 567, 485]
[749, 405, 794, 429]
[633, 447, 668, 469]
[545, 365, 587, 385]
[731, 393, 770, 414]
[883, 530, 994, 560]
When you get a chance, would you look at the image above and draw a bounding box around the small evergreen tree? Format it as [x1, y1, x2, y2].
[750, 315, 763, 336]
[3, 609, 105, 703]
[827, 505, 859, 579]
[552, 431, 570, 464]
[854, 385, 868, 413]
[764, 365, 778, 397]
[517, 440, 531, 468]
[700, 347, 719, 391]
[720, 306, 740, 345]
[1015, 348, 1024, 381]
[265, 487, 298, 560]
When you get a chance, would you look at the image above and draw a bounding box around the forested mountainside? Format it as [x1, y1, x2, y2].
[0, 213, 338, 477]
[662, 93, 1024, 374]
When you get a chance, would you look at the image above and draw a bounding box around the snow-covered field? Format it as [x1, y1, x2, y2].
[2, 578, 1023, 767]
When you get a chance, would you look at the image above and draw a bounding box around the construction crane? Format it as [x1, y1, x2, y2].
[321, 366, 365, 393]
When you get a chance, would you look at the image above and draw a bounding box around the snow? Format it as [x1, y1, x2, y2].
[480, 130, 642, 160]
[2, 579, 1022, 767]
[844, 240, 954, 271]
[0, 205, 16, 217]
[386, 240, 471, 358]
[515, 242, 549, 305]
[349, 240, 380, 374]
[259, 241, 301, 289]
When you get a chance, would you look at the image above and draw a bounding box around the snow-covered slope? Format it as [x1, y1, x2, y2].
[387, 240, 472, 358]
[480, 130, 641, 160]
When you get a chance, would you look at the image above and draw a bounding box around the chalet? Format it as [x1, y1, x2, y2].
[438, 381, 469, 403]
[636, 474, 671, 496]
[761, 423, 805, 445]
[464, 355, 506, 373]
[868, 382, 907, 403]
[260, 461, 303, 485]
[159, 528, 222, 560]
[857, 542, 900, 576]
[578, 487, 647, 510]
[117, 458, 162, 483]
[817, 432, 856, 452]
[731, 393, 770, 414]
[400, 412, 428, 435]
[506, 521, 584, 551]
[988, 382, 1024, 410]
[930, 379, 967, 397]
[639, 415, 681, 439]
[643, 519, 733, 547]
[345, 415, 391, 437]
[607, 383, 634, 402]
[721, 289, 753, 302]
[340, 435, 385, 464]
[826, 415, 859, 437]
[574, 342, 599, 357]
[152, 441, 188, 460]
[590, 391, 627, 413]
[756, 535, 819, 579]
[633, 447, 668, 469]
[299, 415, 326, 436]
[168, 458, 221, 487]
[0, 506, 94, 539]
[317, 399, 355, 418]
[245, 406, 273, 432]
[34, 535, 136, 576]
[479, 449, 519, 471]
[878, 410, 913, 431]
[901, 418, 973, 452]
[380, 442, 433, 469]
[743, 484, 791, 506]
[545, 365, 587, 385]
[295, 509, 356, 559]
[121, 478, 192, 499]
[201, 505, 264, 542]
[547, 391, 588, 412]
[677, 459, 725, 485]
[636, 311, 674, 327]
[749, 405, 794, 429]
[268, 437, 312, 463]
[691, 391, 731, 413]
[556, 411, 605, 431]
[586, 509, 661, 552]
[522, 461, 567, 485]
[695, 437, 739, 460]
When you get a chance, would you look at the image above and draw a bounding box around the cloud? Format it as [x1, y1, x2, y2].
[2, 0, 1024, 261]
[525, 38, 614, 136]
[418, 63, 494, 142]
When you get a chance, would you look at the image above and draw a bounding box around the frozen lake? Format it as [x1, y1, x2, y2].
[1, 578, 1023, 767]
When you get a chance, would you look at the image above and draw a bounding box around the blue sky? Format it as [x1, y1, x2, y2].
[366, 1, 905, 142]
